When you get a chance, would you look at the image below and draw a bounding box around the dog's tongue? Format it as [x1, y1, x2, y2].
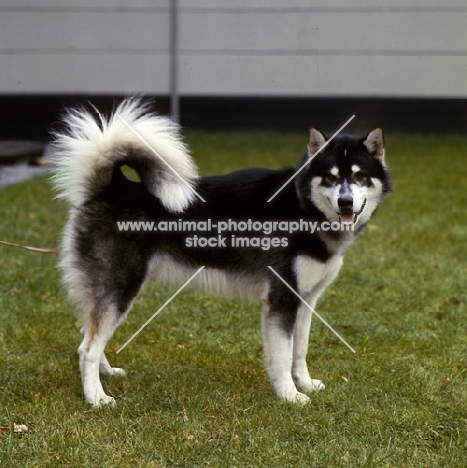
[339, 213, 355, 224]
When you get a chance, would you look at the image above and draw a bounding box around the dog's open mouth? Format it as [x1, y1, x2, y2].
[338, 199, 367, 225]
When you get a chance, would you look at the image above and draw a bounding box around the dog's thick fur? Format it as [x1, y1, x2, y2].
[52, 98, 391, 406]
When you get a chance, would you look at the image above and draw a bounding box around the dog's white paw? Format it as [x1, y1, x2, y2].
[293, 392, 311, 404]
[111, 367, 127, 377]
[105, 367, 127, 377]
[297, 378, 325, 394]
[99, 364, 127, 377]
[283, 391, 310, 404]
[87, 393, 116, 408]
[277, 387, 311, 404]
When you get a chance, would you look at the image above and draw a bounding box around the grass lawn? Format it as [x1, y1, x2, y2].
[1, 131, 467, 467]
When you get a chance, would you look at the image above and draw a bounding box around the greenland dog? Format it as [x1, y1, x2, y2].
[52, 98, 391, 406]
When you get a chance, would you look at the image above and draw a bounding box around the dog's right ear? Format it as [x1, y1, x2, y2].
[363, 128, 385, 163]
[308, 128, 327, 158]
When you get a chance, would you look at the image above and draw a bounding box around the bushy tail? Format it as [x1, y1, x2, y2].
[51, 98, 198, 213]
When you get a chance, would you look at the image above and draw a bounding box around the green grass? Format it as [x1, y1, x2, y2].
[1, 132, 467, 467]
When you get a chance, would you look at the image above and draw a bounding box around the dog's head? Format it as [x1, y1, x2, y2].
[296, 128, 391, 228]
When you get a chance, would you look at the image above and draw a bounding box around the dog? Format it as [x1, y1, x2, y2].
[52, 98, 391, 406]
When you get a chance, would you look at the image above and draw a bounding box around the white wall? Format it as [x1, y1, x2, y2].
[0, 0, 466, 97]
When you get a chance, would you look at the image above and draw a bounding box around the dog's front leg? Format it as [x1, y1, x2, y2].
[261, 291, 310, 404]
[292, 299, 325, 394]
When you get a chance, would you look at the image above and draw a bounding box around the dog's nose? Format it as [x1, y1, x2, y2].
[338, 194, 353, 209]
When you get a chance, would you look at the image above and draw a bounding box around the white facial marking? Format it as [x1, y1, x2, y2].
[350, 184, 367, 214]
[311, 177, 341, 222]
[311, 165, 385, 226]
[356, 178, 384, 225]
[330, 166, 339, 177]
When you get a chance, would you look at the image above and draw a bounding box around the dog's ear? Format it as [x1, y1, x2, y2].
[363, 128, 385, 162]
[308, 128, 327, 158]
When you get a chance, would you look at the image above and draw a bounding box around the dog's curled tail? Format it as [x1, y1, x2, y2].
[51, 97, 198, 213]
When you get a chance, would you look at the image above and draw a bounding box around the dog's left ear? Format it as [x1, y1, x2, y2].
[308, 128, 327, 159]
[363, 128, 385, 163]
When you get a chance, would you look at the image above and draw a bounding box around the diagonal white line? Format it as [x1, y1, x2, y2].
[266, 114, 356, 203]
[117, 115, 206, 203]
[267, 266, 356, 353]
[116, 266, 205, 354]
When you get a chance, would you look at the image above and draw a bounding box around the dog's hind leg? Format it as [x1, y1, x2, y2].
[65, 230, 149, 405]
[78, 304, 125, 407]
[80, 325, 126, 377]
[76, 282, 142, 407]
[99, 352, 126, 377]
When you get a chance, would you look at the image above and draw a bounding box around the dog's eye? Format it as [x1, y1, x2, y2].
[324, 173, 338, 185]
[353, 171, 367, 183]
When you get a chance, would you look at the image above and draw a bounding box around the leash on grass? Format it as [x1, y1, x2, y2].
[0, 240, 61, 254]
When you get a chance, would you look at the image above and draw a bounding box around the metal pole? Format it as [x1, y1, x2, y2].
[170, 0, 180, 123]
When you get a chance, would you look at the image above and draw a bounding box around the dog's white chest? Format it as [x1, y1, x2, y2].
[295, 254, 343, 296]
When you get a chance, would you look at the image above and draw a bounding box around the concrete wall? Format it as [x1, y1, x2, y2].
[0, 0, 466, 97]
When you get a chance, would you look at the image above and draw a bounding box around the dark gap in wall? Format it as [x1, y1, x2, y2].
[1, 95, 466, 140]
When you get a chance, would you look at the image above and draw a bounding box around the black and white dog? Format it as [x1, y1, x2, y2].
[52, 98, 391, 406]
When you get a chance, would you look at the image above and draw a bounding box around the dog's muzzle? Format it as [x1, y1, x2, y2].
[337, 198, 367, 224]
